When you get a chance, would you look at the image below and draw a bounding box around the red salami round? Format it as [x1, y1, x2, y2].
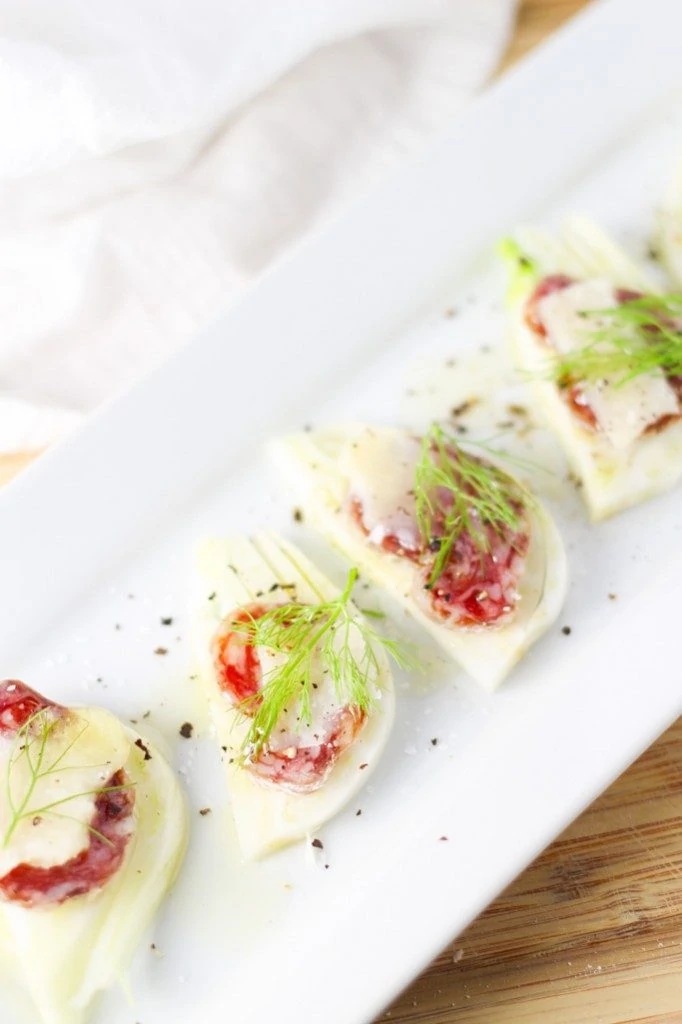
[0, 679, 60, 734]
[347, 441, 531, 628]
[244, 706, 366, 793]
[525, 277, 682, 435]
[420, 525, 529, 627]
[524, 274, 573, 337]
[213, 607, 365, 793]
[0, 680, 136, 908]
[524, 275, 601, 431]
[212, 604, 269, 704]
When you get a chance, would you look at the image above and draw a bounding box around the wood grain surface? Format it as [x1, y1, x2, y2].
[498, 0, 591, 72]
[3, 3, 681, 1024]
[0, 451, 40, 487]
[380, 718, 682, 1024]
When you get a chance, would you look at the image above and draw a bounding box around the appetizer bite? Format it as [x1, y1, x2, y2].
[0, 679, 187, 1024]
[193, 533, 401, 860]
[500, 217, 682, 519]
[272, 424, 566, 689]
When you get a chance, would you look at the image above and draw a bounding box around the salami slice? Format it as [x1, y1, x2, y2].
[213, 607, 365, 793]
[348, 440, 531, 628]
[0, 680, 135, 908]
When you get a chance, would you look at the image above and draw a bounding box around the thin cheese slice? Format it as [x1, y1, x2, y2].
[342, 430, 421, 551]
[538, 280, 679, 451]
[0, 708, 130, 876]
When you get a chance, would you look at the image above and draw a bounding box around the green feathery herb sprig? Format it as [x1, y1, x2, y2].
[553, 293, 682, 388]
[3, 709, 133, 849]
[414, 425, 531, 588]
[232, 569, 410, 757]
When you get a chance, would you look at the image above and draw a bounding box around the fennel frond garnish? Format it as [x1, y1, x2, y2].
[554, 293, 682, 388]
[232, 569, 410, 756]
[414, 425, 530, 588]
[3, 709, 132, 849]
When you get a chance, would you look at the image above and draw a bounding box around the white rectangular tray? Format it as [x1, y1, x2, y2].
[1, 1, 681, 1021]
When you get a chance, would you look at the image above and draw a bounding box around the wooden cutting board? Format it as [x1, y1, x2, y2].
[383, 717, 682, 1024]
[3, 4, 681, 1023]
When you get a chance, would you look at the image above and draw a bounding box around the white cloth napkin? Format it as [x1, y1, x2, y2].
[0, 0, 516, 454]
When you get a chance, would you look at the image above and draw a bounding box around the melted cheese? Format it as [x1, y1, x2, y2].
[539, 279, 679, 450]
[192, 533, 395, 860]
[0, 708, 130, 875]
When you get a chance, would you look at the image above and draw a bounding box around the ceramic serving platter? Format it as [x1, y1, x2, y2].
[1, 1, 681, 1021]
